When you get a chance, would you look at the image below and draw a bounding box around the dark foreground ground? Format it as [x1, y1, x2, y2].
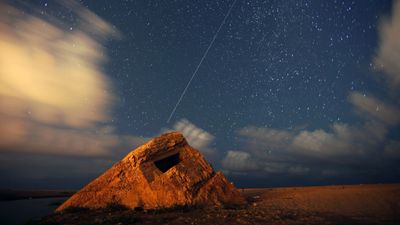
[32, 184, 400, 225]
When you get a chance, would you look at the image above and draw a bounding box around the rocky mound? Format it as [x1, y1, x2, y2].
[56, 132, 245, 211]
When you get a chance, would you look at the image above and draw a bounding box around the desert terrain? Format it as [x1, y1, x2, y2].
[33, 183, 400, 225]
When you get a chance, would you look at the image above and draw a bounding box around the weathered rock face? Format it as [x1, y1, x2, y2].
[56, 132, 245, 211]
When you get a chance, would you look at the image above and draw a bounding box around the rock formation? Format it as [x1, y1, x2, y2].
[56, 132, 245, 211]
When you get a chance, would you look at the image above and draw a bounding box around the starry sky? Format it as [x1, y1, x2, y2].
[0, 0, 399, 189]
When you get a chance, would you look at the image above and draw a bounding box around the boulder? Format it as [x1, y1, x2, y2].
[56, 132, 245, 211]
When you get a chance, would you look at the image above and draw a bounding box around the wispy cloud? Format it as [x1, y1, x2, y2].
[384, 141, 400, 159]
[224, 97, 391, 176]
[373, 0, 400, 89]
[238, 126, 294, 151]
[221, 151, 259, 171]
[291, 122, 387, 158]
[349, 92, 400, 125]
[0, 1, 143, 156]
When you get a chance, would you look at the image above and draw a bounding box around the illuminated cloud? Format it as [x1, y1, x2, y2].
[172, 118, 215, 154]
[0, 1, 142, 156]
[0, 2, 115, 128]
[373, 0, 400, 89]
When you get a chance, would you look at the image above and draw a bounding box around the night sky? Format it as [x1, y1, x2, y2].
[0, 0, 399, 189]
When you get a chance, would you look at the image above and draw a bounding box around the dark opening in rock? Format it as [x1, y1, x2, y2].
[154, 153, 180, 173]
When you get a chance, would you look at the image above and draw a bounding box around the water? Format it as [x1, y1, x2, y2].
[0, 197, 67, 225]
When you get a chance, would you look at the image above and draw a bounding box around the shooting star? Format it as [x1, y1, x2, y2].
[166, 0, 238, 123]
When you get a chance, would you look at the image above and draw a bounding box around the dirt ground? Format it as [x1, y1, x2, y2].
[33, 183, 400, 225]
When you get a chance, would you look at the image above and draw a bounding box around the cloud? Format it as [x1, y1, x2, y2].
[287, 166, 310, 175]
[221, 151, 259, 171]
[373, 0, 400, 89]
[262, 162, 289, 174]
[0, 115, 146, 157]
[171, 118, 215, 154]
[0, 1, 143, 156]
[384, 141, 400, 159]
[225, 119, 388, 175]
[237, 126, 294, 150]
[261, 162, 310, 176]
[226, 89, 396, 176]
[291, 122, 387, 158]
[221, 149, 311, 176]
[234, 126, 298, 165]
[236, 121, 387, 159]
[349, 92, 400, 125]
[0, 2, 115, 128]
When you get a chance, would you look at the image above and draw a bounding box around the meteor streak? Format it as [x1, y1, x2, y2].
[167, 0, 237, 123]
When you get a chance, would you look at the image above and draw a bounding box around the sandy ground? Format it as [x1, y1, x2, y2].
[34, 183, 400, 225]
